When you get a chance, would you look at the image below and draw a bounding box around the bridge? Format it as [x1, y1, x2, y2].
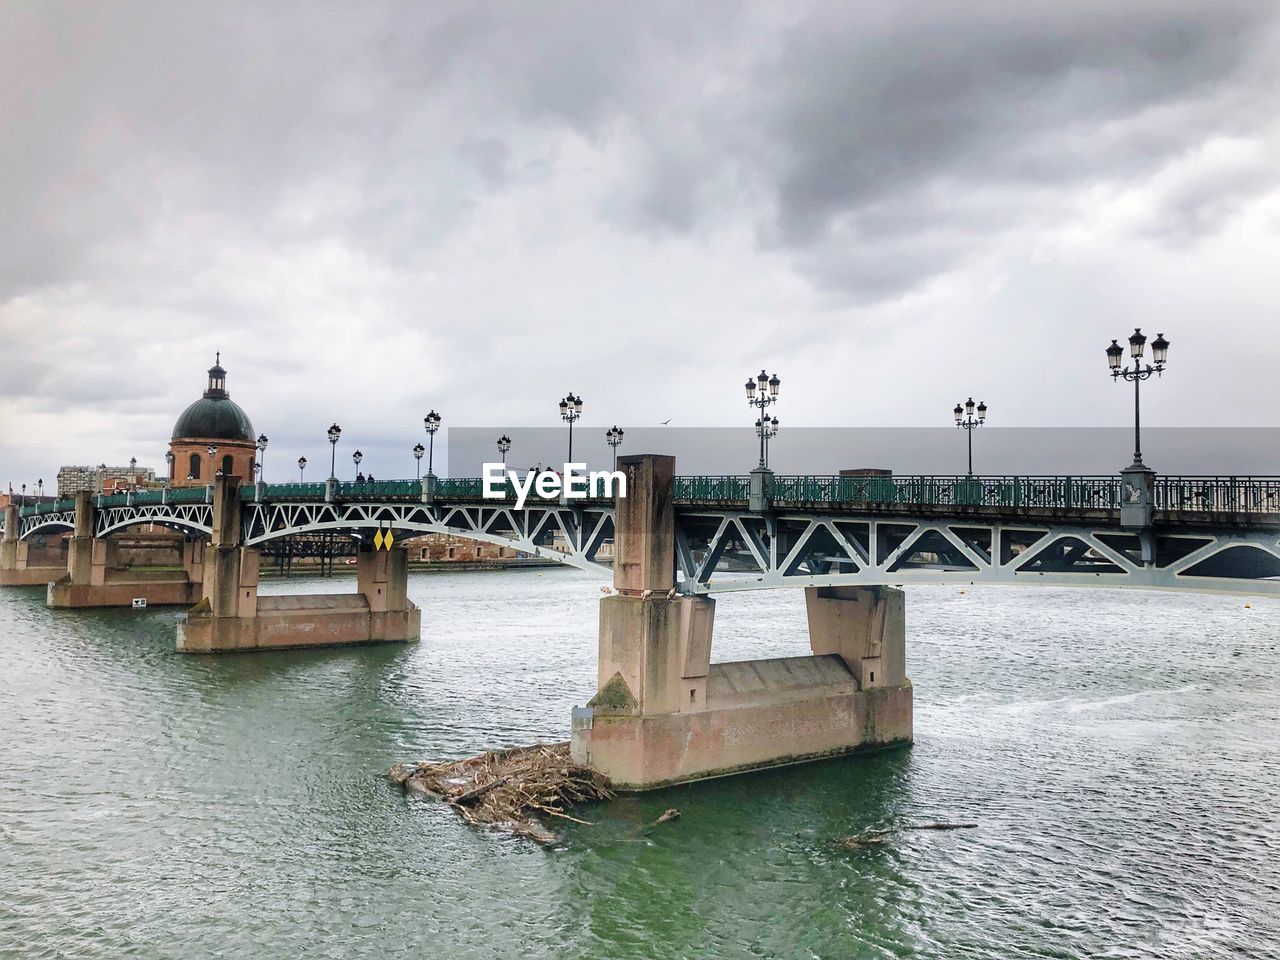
[4, 458, 1278, 789]
[8, 470, 1279, 594]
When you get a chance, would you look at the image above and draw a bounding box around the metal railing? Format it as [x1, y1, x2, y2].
[16, 474, 1280, 517]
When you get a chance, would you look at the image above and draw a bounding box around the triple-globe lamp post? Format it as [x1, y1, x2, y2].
[952, 398, 987, 476]
[559, 394, 583, 461]
[423, 410, 442, 478]
[1106, 329, 1169, 467]
[744, 370, 781, 469]
[327, 424, 341, 479]
[606, 425, 624, 471]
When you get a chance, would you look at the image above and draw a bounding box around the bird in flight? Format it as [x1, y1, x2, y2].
[661, 419, 672, 425]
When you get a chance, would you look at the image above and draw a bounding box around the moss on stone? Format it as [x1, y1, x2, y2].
[188, 596, 211, 615]
[588, 672, 638, 714]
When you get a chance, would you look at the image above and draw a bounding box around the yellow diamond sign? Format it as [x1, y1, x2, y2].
[383, 529, 394, 550]
[373, 530, 385, 550]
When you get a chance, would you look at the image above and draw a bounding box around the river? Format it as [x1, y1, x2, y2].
[2, 569, 1277, 959]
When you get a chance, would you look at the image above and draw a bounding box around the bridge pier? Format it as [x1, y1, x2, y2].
[46, 493, 202, 608]
[571, 454, 912, 790]
[176, 477, 420, 653]
[1, 504, 66, 586]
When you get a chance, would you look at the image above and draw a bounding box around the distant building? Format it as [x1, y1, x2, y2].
[169, 356, 258, 487]
[57, 464, 156, 497]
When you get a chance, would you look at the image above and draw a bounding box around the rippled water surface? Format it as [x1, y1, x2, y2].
[2, 569, 1278, 959]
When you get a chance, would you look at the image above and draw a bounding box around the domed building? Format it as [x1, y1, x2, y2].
[169, 356, 258, 487]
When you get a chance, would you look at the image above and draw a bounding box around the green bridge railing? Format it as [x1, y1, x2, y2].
[15, 475, 1280, 518]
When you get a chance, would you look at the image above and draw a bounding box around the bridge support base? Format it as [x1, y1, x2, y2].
[571, 586, 912, 790]
[176, 545, 421, 653]
[46, 536, 202, 608]
[1, 506, 66, 587]
[1, 542, 65, 587]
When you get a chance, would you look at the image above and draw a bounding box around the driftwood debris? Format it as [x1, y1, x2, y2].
[389, 742, 613, 844]
[836, 822, 977, 849]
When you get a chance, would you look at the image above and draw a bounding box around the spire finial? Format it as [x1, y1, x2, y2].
[216, 350, 220, 365]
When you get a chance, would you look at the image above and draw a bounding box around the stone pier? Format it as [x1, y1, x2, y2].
[46, 493, 203, 608]
[571, 454, 912, 790]
[176, 476, 421, 653]
[1, 504, 66, 587]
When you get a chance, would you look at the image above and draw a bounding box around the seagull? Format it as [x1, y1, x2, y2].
[641, 588, 654, 599]
[666, 587, 678, 601]
[661, 419, 672, 425]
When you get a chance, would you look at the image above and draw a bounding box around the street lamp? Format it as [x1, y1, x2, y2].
[413, 443, 425, 479]
[256, 434, 268, 483]
[37, 478, 44, 499]
[559, 393, 583, 461]
[352, 449, 363, 479]
[745, 369, 781, 468]
[606, 426, 624, 470]
[164, 451, 174, 488]
[207, 445, 219, 477]
[423, 409, 442, 477]
[755, 416, 780, 467]
[298, 456, 307, 482]
[1107, 329, 1169, 466]
[953, 397, 987, 476]
[497, 434, 511, 466]
[327, 424, 341, 479]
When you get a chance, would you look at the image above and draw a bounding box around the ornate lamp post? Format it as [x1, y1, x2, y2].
[327, 424, 341, 479]
[497, 434, 511, 465]
[352, 449, 363, 479]
[413, 443, 425, 479]
[559, 393, 583, 461]
[164, 451, 174, 488]
[298, 456, 307, 482]
[605, 426, 624, 470]
[1106, 329, 1169, 467]
[129, 456, 137, 489]
[423, 410, 442, 477]
[37, 478, 44, 499]
[953, 398, 988, 476]
[256, 434, 268, 483]
[745, 370, 781, 468]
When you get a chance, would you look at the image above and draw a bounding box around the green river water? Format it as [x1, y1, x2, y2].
[2, 569, 1278, 959]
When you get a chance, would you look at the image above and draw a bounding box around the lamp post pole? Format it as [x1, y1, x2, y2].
[953, 398, 988, 476]
[352, 449, 363, 480]
[298, 457, 307, 483]
[497, 435, 511, 466]
[256, 434, 269, 484]
[327, 424, 341, 479]
[1107, 329, 1170, 467]
[423, 410, 442, 477]
[605, 426, 624, 471]
[413, 443, 425, 479]
[559, 394, 583, 461]
[744, 370, 781, 468]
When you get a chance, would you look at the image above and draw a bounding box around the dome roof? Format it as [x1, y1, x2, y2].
[171, 355, 256, 442]
[171, 396, 255, 442]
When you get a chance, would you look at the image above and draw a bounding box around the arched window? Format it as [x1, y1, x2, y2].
[221, 455, 234, 477]
[189, 453, 201, 480]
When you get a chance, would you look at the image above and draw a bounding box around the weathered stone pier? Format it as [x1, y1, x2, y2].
[570, 455, 913, 790]
[176, 476, 420, 653]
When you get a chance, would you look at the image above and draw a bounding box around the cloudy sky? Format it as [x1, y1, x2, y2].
[1, 1, 1278, 485]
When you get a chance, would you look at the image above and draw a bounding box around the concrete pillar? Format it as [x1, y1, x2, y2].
[805, 585, 906, 690]
[178, 477, 420, 653]
[611, 454, 675, 596]
[573, 454, 912, 790]
[49, 491, 203, 607]
[1, 504, 17, 572]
